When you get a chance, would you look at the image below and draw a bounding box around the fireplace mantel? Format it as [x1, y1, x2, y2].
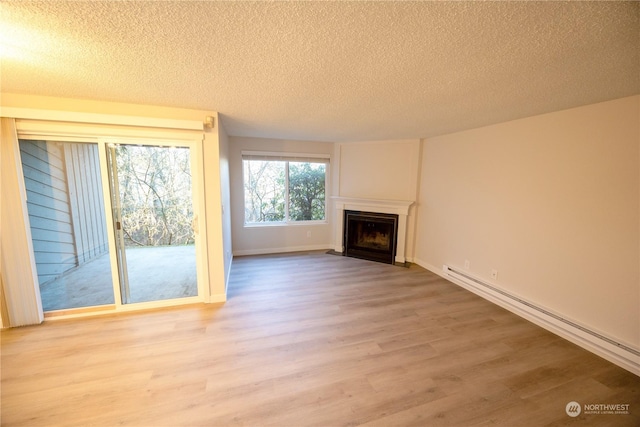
[332, 196, 414, 263]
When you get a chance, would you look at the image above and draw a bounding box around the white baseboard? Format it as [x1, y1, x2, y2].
[224, 255, 233, 294]
[233, 244, 332, 257]
[414, 258, 640, 377]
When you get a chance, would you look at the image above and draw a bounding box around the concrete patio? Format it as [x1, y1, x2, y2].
[39, 245, 197, 311]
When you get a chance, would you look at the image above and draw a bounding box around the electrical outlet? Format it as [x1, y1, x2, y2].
[464, 260, 470, 270]
[491, 269, 498, 280]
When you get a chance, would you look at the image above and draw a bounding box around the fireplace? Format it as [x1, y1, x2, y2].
[332, 197, 414, 264]
[344, 210, 398, 264]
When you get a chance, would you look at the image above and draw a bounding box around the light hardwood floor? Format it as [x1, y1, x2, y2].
[2, 251, 638, 426]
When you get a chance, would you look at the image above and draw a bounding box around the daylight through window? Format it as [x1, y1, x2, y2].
[243, 154, 328, 224]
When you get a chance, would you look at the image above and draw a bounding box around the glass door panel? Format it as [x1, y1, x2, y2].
[19, 140, 115, 311]
[107, 144, 197, 304]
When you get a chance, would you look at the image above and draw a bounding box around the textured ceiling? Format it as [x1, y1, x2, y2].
[1, 1, 638, 142]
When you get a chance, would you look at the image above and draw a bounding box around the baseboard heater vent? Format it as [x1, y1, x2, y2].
[443, 264, 640, 375]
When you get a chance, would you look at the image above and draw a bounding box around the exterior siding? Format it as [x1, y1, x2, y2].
[64, 143, 109, 264]
[19, 141, 108, 286]
[20, 141, 76, 285]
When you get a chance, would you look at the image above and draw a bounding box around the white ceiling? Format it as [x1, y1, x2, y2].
[1, 1, 638, 142]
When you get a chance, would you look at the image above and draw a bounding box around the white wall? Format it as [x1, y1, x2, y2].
[415, 96, 640, 349]
[218, 122, 233, 287]
[229, 136, 334, 255]
[337, 139, 421, 201]
[336, 139, 421, 260]
[202, 113, 228, 302]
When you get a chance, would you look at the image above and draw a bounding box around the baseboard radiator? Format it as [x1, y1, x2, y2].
[442, 265, 640, 376]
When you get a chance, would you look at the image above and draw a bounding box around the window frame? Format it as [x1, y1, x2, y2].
[241, 151, 330, 226]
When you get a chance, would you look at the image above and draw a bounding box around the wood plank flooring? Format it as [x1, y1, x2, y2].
[2, 251, 639, 426]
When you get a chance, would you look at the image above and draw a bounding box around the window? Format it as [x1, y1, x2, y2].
[243, 153, 328, 224]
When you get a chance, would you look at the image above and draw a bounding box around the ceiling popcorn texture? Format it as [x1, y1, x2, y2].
[1, 1, 638, 142]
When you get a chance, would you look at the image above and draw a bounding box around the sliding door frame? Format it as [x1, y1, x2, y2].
[3, 107, 212, 320]
[99, 137, 209, 312]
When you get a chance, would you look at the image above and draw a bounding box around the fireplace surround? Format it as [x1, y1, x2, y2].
[332, 197, 414, 264]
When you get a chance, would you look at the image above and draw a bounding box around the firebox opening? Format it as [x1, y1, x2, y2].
[344, 210, 398, 264]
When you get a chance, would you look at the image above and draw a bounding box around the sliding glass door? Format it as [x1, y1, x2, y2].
[106, 143, 198, 304]
[20, 138, 204, 313]
[19, 140, 115, 311]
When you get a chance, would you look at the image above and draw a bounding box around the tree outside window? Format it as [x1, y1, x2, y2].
[243, 158, 327, 224]
[116, 145, 194, 246]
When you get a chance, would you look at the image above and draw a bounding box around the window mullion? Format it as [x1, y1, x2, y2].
[285, 161, 290, 222]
